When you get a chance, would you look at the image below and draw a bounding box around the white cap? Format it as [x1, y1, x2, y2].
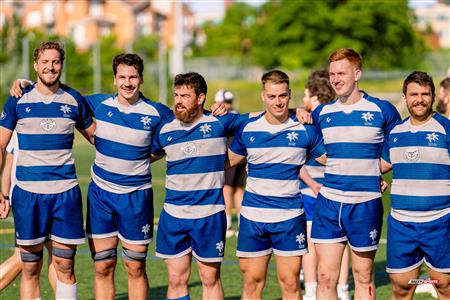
[214, 89, 234, 103]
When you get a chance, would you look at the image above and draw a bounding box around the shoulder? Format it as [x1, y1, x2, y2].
[59, 84, 85, 102]
[140, 94, 172, 117]
[363, 92, 397, 113]
[433, 113, 450, 134]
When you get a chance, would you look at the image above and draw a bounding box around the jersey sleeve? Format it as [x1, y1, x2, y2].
[229, 122, 248, 156]
[311, 105, 324, 136]
[381, 137, 391, 163]
[5, 131, 17, 154]
[0, 96, 19, 130]
[222, 112, 250, 135]
[151, 121, 166, 156]
[305, 125, 325, 158]
[380, 100, 401, 133]
[75, 95, 94, 130]
[155, 102, 173, 122]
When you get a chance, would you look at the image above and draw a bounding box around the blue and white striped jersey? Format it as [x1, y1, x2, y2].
[312, 92, 401, 204]
[382, 113, 450, 222]
[230, 113, 325, 223]
[0, 84, 93, 194]
[85, 93, 172, 194]
[300, 159, 325, 198]
[152, 112, 246, 219]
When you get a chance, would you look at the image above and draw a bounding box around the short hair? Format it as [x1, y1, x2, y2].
[329, 48, 362, 70]
[33, 41, 65, 63]
[402, 71, 435, 98]
[112, 53, 144, 77]
[174, 72, 207, 97]
[306, 69, 336, 104]
[440, 77, 450, 93]
[261, 70, 289, 88]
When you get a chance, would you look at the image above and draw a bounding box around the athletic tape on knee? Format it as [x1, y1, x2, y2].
[91, 248, 117, 262]
[20, 250, 43, 262]
[52, 247, 76, 259]
[122, 247, 147, 262]
[55, 280, 77, 300]
[166, 294, 190, 300]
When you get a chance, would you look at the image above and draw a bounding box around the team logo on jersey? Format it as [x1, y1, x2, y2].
[426, 132, 439, 144]
[107, 111, 113, 117]
[60, 104, 71, 117]
[326, 117, 332, 123]
[140, 116, 152, 129]
[393, 137, 398, 143]
[250, 136, 255, 143]
[40, 118, 56, 132]
[296, 233, 306, 248]
[404, 148, 419, 161]
[167, 136, 172, 142]
[181, 142, 197, 156]
[369, 229, 378, 244]
[141, 223, 151, 238]
[0, 111, 6, 120]
[215, 240, 224, 255]
[25, 107, 31, 113]
[200, 123, 212, 137]
[361, 112, 374, 125]
[286, 131, 299, 145]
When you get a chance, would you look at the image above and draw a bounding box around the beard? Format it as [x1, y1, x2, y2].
[436, 98, 447, 114]
[175, 101, 201, 123]
[38, 71, 61, 87]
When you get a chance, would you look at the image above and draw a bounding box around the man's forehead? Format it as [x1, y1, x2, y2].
[175, 85, 194, 93]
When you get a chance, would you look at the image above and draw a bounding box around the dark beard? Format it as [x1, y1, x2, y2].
[175, 102, 200, 123]
[38, 72, 61, 88]
[436, 98, 447, 114]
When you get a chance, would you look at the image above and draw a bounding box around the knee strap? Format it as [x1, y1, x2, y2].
[91, 248, 117, 262]
[52, 247, 76, 259]
[122, 247, 147, 262]
[21, 250, 43, 262]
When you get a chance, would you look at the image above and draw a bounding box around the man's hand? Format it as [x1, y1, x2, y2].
[296, 107, 312, 124]
[0, 194, 11, 219]
[210, 103, 228, 116]
[380, 179, 389, 193]
[10, 79, 31, 98]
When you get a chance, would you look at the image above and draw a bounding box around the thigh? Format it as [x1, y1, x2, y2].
[155, 209, 191, 258]
[191, 211, 226, 262]
[51, 185, 85, 244]
[86, 181, 117, 238]
[275, 255, 301, 280]
[270, 214, 308, 256]
[311, 194, 346, 243]
[240, 255, 271, 281]
[342, 198, 383, 251]
[237, 215, 271, 258]
[315, 243, 346, 275]
[386, 215, 422, 273]
[116, 188, 154, 244]
[12, 185, 51, 246]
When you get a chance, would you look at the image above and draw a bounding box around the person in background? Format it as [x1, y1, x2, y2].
[436, 77, 450, 119]
[215, 89, 247, 238]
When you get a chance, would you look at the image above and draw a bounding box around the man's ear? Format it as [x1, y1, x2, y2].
[198, 93, 206, 105]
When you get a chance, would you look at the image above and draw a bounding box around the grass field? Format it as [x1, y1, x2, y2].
[0, 79, 435, 299]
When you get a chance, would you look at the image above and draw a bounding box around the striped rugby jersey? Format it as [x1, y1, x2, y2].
[312, 92, 401, 204]
[300, 159, 325, 198]
[152, 112, 246, 219]
[230, 113, 325, 223]
[382, 113, 450, 222]
[85, 93, 172, 194]
[0, 84, 93, 194]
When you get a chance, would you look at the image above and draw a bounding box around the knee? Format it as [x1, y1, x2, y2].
[123, 260, 146, 279]
[168, 272, 189, 290]
[94, 260, 116, 278]
[198, 271, 220, 289]
[242, 274, 265, 295]
[21, 262, 40, 278]
[353, 266, 373, 285]
[317, 270, 338, 288]
[278, 275, 299, 294]
[390, 280, 413, 298]
[53, 257, 74, 276]
[434, 282, 449, 297]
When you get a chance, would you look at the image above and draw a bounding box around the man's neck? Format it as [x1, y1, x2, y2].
[265, 112, 289, 125]
[410, 113, 433, 126]
[36, 81, 59, 96]
[117, 95, 139, 106]
[339, 86, 362, 105]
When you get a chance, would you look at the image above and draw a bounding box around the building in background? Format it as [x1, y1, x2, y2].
[413, 0, 450, 49]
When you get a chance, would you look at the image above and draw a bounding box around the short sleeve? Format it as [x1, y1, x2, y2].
[305, 125, 325, 158]
[229, 122, 248, 156]
[151, 122, 165, 156]
[380, 100, 401, 133]
[75, 96, 94, 130]
[0, 96, 19, 130]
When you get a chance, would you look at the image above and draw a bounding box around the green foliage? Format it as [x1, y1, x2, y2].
[201, 0, 427, 70]
[132, 34, 159, 60]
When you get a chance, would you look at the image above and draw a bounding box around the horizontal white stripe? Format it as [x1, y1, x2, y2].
[321, 98, 382, 115]
[389, 146, 450, 165]
[326, 158, 380, 176]
[21, 89, 78, 106]
[246, 177, 300, 197]
[319, 187, 381, 204]
[16, 237, 47, 246]
[163, 204, 225, 219]
[118, 233, 152, 245]
[348, 244, 378, 252]
[390, 208, 450, 223]
[95, 120, 151, 147]
[50, 235, 85, 245]
[247, 147, 306, 165]
[16, 180, 78, 194]
[236, 249, 273, 258]
[322, 126, 383, 144]
[18, 117, 75, 135]
[273, 248, 308, 257]
[424, 259, 450, 273]
[102, 97, 161, 116]
[304, 164, 325, 179]
[386, 259, 424, 274]
[91, 171, 152, 194]
[95, 151, 150, 176]
[160, 114, 219, 134]
[192, 251, 224, 263]
[310, 237, 348, 244]
[17, 149, 74, 167]
[391, 117, 446, 135]
[240, 206, 302, 223]
[300, 188, 316, 198]
[164, 137, 226, 162]
[86, 232, 118, 239]
[391, 179, 450, 196]
[166, 171, 224, 191]
[244, 117, 305, 133]
[156, 247, 192, 259]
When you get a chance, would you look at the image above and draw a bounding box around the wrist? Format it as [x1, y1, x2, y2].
[2, 194, 9, 200]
